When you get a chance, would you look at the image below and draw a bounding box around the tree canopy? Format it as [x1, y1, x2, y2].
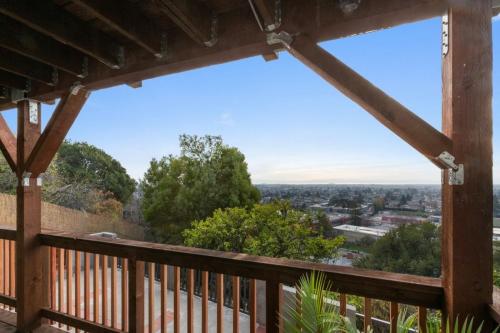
[184, 201, 344, 262]
[141, 135, 260, 244]
[354, 222, 441, 277]
[55, 141, 136, 203]
[0, 141, 136, 218]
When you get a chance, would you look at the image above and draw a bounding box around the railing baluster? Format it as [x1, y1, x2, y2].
[187, 268, 194, 333]
[390, 302, 398, 333]
[93, 253, 100, 323]
[58, 248, 64, 328]
[9, 240, 14, 299]
[233, 276, 240, 333]
[149, 262, 155, 333]
[122, 258, 129, 331]
[216, 274, 224, 333]
[249, 279, 257, 333]
[67, 249, 73, 331]
[202, 271, 209, 333]
[174, 266, 180, 333]
[112, 256, 118, 328]
[102, 255, 108, 326]
[266, 280, 281, 333]
[418, 307, 427, 333]
[0, 239, 4, 299]
[50, 247, 56, 323]
[364, 297, 372, 333]
[84, 252, 90, 321]
[67, 250, 73, 314]
[75, 251, 81, 327]
[339, 293, 347, 316]
[160, 265, 167, 333]
[128, 259, 145, 333]
[3, 240, 7, 310]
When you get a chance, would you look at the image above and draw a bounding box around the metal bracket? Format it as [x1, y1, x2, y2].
[267, 0, 282, 32]
[70, 82, 84, 95]
[158, 32, 168, 58]
[80, 57, 89, 78]
[438, 151, 464, 185]
[266, 31, 293, 50]
[29, 100, 39, 124]
[442, 14, 449, 57]
[36, 175, 43, 187]
[51, 68, 59, 86]
[338, 0, 361, 14]
[22, 172, 32, 187]
[204, 15, 218, 47]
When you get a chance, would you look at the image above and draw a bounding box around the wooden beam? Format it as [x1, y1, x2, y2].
[0, 113, 17, 171]
[441, 0, 493, 327]
[25, 87, 89, 177]
[0, 15, 87, 77]
[252, 0, 278, 31]
[0, 0, 122, 69]
[0, 0, 448, 108]
[285, 35, 452, 164]
[156, 0, 215, 46]
[16, 99, 43, 332]
[0, 48, 57, 86]
[72, 0, 166, 58]
[0, 70, 30, 91]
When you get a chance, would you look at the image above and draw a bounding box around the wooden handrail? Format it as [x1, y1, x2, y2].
[39, 229, 444, 308]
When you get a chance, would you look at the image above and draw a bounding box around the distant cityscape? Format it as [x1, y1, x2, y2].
[257, 184, 500, 266]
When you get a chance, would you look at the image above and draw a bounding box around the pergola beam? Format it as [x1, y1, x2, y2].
[0, 48, 57, 86]
[25, 87, 89, 177]
[0, 16, 87, 77]
[0, 0, 122, 69]
[0, 113, 16, 170]
[72, 0, 166, 58]
[156, 0, 216, 46]
[0, 70, 30, 91]
[285, 35, 452, 165]
[0, 0, 448, 110]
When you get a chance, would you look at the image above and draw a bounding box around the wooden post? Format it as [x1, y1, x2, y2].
[442, 0, 493, 326]
[16, 99, 43, 332]
[128, 259, 145, 333]
[266, 280, 281, 333]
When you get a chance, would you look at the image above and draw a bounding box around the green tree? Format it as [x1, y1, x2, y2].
[0, 155, 16, 194]
[354, 222, 441, 277]
[141, 135, 260, 244]
[183, 201, 344, 262]
[55, 141, 136, 203]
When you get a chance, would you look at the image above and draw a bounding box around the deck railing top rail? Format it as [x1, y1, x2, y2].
[38, 229, 443, 309]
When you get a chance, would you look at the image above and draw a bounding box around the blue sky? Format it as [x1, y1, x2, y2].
[3, 16, 499, 184]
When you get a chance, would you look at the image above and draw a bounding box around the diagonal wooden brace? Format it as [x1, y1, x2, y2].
[24, 85, 90, 177]
[0, 113, 17, 171]
[283, 34, 453, 168]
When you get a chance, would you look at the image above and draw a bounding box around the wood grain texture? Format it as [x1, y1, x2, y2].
[216, 274, 223, 333]
[232, 276, 240, 333]
[128, 259, 144, 333]
[202, 271, 208, 333]
[441, 0, 493, 326]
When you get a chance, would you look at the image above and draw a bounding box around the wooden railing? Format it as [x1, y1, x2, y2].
[0, 227, 445, 332]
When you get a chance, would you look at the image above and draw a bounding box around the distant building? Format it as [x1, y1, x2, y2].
[334, 224, 388, 242]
